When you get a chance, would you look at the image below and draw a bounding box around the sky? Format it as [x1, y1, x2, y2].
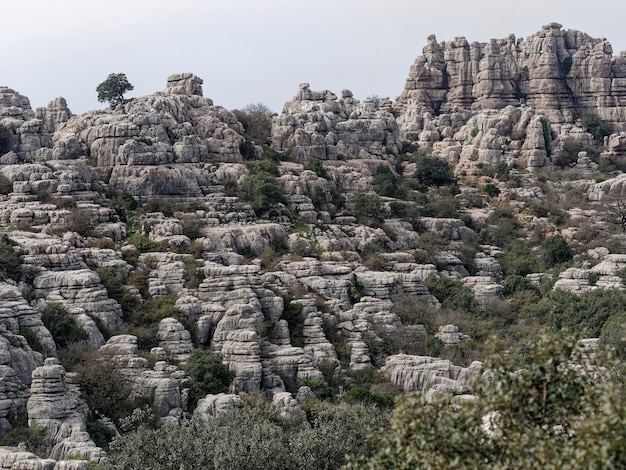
[4, 1, 626, 115]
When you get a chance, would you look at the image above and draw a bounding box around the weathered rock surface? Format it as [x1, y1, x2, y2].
[271, 84, 401, 160]
[383, 354, 483, 397]
[26, 358, 105, 462]
[395, 24, 626, 130]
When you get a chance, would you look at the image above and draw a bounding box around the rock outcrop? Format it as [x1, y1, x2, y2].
[271, 84, 401, 161]
[26, 358, 105, 462]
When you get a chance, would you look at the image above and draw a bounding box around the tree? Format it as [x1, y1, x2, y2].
[96, 73, 134, 108]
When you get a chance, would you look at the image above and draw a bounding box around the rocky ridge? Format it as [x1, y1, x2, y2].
[1, 24, 626, 466]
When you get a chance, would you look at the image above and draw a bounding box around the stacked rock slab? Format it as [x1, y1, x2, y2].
[271, 84, 401, 160]
[50, 74, 246, 201]
[26, 358, 105, 463]
[394, 23, 626, 130]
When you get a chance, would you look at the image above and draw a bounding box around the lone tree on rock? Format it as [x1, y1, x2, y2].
[96, 73, 134, 108]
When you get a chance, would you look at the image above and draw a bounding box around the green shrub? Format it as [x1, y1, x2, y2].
[280, 298, 305, 347]
[582, 112, 612, 143]
[304, 156, 328, 178]
[546, 289, 626, 337]
[599, 311, 626, 359]
[423, 276, 479, 313]
[346, 331, 626, 469]
[415, 155, 456, 187]
[0, 235, 21, 282]
[483, 183, 500, 197]
[350, 191, 385, 226]
[240, 172, 283, 213]
[0, 125, 14, 155]
[470, 127, 479, 137]
[372, 165, 399, 197]
[184, 350, 235, 409]
[41, 303, 88, 348]
[0, 173, 12, 194]
[502, 275, 540, 297]
[562, 56, 573, 75]
[540, 235, 572, 268]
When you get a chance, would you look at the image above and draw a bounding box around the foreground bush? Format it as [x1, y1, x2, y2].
[101, 401, 388, 470]
[344, 331, 626, 469]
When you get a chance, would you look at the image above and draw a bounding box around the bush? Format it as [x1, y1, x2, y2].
[372, 165, 399, 197]
[281, 298, 305, 347]
[423, 276, 479, 313]
[0, 125, 14, 155]
[415, 155, 456, 187]
[582, 112, 612, 143]
[0, 235, 21, 282]
[0, 173, 12, 194]
[546, 289, 626, 337]
[304, 156, 328, 178]
[502, 275, 540, 297]
[350, 191, 384, 226]
[41, 303, 88, 348]
[103, 401, 388, 470]
[540, 235, 572, 268]
[184, 350, 235, 409]
[240, 172, 283, 213]
[483, 183, 500, 197]
[346, 331, 626, 469]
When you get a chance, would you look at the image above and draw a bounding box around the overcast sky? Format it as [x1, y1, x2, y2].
[4, 1, 626, 115]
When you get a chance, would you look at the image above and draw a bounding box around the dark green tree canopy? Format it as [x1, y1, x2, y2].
[96, 73, 134, 107]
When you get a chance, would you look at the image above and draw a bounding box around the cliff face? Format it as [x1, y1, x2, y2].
[394, 23, 626, 134]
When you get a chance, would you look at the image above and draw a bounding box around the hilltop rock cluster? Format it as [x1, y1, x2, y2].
[1, 24, 626, 467]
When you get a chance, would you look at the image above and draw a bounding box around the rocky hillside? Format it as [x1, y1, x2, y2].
[1, 24, 626, 468]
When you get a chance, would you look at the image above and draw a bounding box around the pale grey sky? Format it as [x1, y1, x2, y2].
[4, 1, 626, 114]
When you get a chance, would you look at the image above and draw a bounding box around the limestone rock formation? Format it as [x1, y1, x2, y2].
[383, 354, 483, 397]
[49, 74, 246, 201]
[271, 84, 401, 161]
[26, 358, 105, 463]
[395, 24, 626, 130]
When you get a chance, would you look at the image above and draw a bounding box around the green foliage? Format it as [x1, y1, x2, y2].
[0, 234, 21, 282]
[540, 234, 572, 268]
[240, 171, 283, 213]
[102, 401, 387, 470]
[499, 241, 542, 276]
[483, 182, 500, 197]
[183, 258, 205, 289]
[184, 350, 235, 409]
[582, 112, 612, 143]
[304, 156, 328, 178]
[600, 311, 626, 359]
[470, 127, 480, 137]
[62, 344, 150, 430]
[41, 303, 88, 348]
[423, 276, 479, 313]
[96, 73, 134, 107]
[97, 266, 140, 315]
[346, 331, 626, 469]
[281, 298, 305, 347]
[371, 165, 399, 197]
[20, 327, 44, 353]
[414, 155, 456, 187]
[233, 103, 273, 147]
[126, 233, 167, 253]
[349, 191, 384, 226]
[502, 274, 540, 297]
[545, 289, 626, 337]
[0, 407, 47, 454]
